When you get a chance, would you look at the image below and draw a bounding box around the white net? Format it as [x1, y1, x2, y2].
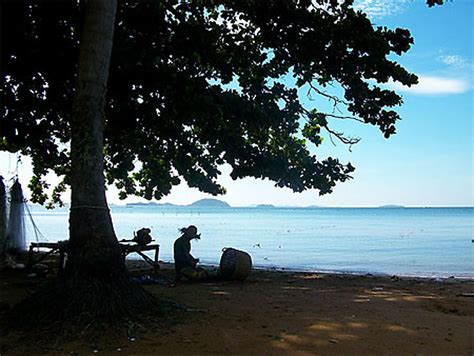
[0, 177, 7, 256]
[6, 180, 27, 253]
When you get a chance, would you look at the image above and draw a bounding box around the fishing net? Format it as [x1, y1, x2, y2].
[0, 177, 7, 256]
[6, 180, 27, 253]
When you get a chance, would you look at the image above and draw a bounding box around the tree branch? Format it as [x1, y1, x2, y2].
[324, 113, 365, 123]
[322, 124, 360, 152]
[307, 82, 348, 106]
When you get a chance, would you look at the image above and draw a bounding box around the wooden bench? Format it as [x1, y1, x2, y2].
[120, 243, 160, 273]
[28, 241, 160, 273]
[28, 241, 69, 271]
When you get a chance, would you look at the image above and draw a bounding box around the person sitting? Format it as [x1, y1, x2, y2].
[173, 225, 208, 281]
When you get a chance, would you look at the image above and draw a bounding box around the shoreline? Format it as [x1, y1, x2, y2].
[139, 259, 474, 281]
[252, 266, 474, 281]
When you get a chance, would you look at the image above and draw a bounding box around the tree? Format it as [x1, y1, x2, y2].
[1, 0, 438, 324]
[2, 0, 155, 326]
[69, 0, 119, 278]
[2, 0, 422, 204]
[67, 0, 155, 320]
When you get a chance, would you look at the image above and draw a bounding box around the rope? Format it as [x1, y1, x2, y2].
[70, 205, 109, 210]
[24, 203, 48, 242]
[15, 153, 20, 178]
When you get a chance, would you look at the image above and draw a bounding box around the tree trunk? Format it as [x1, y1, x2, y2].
[68, 0, 122, 276]
[6, 1, 157, 331]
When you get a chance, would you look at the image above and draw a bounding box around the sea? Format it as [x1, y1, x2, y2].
[26, 205, 473, 279]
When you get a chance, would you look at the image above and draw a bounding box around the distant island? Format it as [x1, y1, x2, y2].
[126, 202, 176, 207]
[188, 199, 230, 208]
[122, 201, 410, 209]
[125, 199, 230, 207]
[255, 204, 275, 208]
[378, 205, 405, 209]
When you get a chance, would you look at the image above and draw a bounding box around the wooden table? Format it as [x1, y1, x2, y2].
[28, 241, 69, 271]
[120, 243, 160, 273]
[28, 241, 160, 273]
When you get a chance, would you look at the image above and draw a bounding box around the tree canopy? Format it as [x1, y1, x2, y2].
[2, 0, 426, 205]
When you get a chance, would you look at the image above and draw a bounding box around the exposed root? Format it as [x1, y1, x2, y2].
[3, 273, 162, 338]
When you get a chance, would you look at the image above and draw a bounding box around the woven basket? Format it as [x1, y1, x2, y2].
[219, 248, 252, 281]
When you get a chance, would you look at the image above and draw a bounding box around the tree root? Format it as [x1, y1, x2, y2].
[3, 273, 162, 338]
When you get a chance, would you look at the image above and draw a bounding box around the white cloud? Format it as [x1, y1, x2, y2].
[387, 76, 471, 95]
[353, 0, 408, 19]
[439, 55, 470, 69]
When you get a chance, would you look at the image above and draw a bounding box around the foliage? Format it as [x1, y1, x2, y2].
[427, 0, 444, 7]
[2, 0, 426, 204]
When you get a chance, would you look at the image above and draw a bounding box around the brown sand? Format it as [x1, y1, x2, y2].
[1, 262, 473, 355]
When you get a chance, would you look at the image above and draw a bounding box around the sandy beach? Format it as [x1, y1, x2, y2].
[1, 261, 473, 355]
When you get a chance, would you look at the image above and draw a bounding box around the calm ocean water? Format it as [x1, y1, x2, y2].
[27, 206, 473, 278]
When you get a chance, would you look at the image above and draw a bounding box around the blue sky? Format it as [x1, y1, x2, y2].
[1, 0, 472, 207]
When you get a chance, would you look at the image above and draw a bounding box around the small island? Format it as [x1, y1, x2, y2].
[126, 202, 158, 206]
[126, 202, 176, 207]
[255, 204, 275, 208]
[188, 198, 230, 208]
[378, 205, 405, 209]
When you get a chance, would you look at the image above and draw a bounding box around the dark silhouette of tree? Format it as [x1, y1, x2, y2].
[2, 0, 421, 204]
[0, 0, 440, 325]
[2, 0, 155, 326]
[427, 0, 444, 7]
[68, 0, 119, 278]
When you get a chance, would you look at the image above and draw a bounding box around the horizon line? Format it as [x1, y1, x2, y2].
[28, 202, 474, 209]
